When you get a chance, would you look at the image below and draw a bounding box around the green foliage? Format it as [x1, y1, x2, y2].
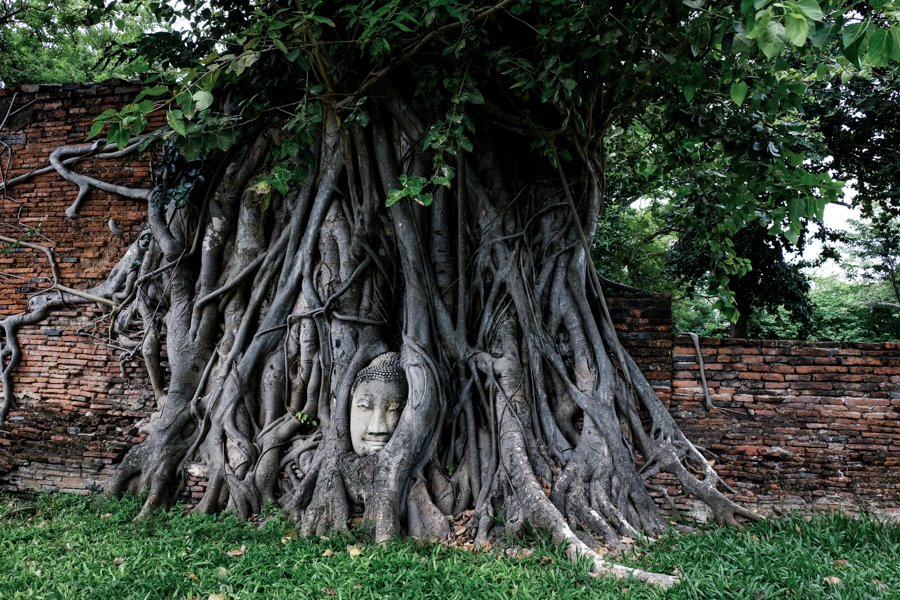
[386, 174, 434, 207]
[804, 61, 900, 279]
[603, 59, 841, 327]
[70, 0, 900, 324]
[807, 274, 900, 342]
[746, 304, 810, 340]
[294, 410, 318, 429]
[0, 0, 165, 87]
[843, 215, 900, 306]
[672, 294, 731, 337]
[671, 223, 815, 336]
[592, 203, 674, 293]
[2, 494, 898, 599]
[595, 3, 899, 329]
[88, 1, 900, 169]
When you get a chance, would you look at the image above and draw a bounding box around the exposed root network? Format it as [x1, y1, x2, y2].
[0, 99, 760, 588]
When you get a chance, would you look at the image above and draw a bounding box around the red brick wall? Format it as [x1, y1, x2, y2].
[607, 292, 673, 401]
[669, 337, 900, 520]
[0, 82, 157, 493]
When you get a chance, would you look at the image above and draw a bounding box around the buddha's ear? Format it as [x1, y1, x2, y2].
[406, 364, 428, 410]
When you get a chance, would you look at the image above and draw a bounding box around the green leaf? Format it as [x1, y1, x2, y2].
[747, 9, 773, 40]
[842, 21, 868, 49]
[783, 227, 800, 245]
[682, 86, 697, 103]
[268, 166, 293, 195]
[809, 22, 836, 48]
[138, 137, 155, 152]
[788, 198, 802, 224]
[176, 91, 195, 120]
[307, 14, 335, 27]
[112, 127, 130, 150]
[413, 192, 433, 206]
[135, 85, 169, 101]
[200, 51, 221, 65]
[385, 188, 405, 207]
[87, 120, 105, 140]
[690, 20, 712, 56]
[95, 108, 119, 121]
[793, 0, 823, 21]
[730, 81, 748, 106]
[866, 29, 889, 67]
[890, 28, 900, 61]
[758, 21, 786, 58]
[192, 90, 214, 113]
[813, 198, 828, 222]
[272, 38, 288, 54]
[167, 110, 187, 136]
[843, 36, 864, 69]
[785, 13, 809, 46]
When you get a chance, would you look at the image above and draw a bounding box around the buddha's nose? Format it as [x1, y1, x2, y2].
[368, 405, 389, 434]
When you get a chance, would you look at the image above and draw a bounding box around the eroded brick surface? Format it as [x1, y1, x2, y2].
[0, 82, 158, 494]
[668, 336, 900, 519]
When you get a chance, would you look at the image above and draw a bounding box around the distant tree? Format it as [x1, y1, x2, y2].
[808, 64, 900, 219]
[599, 36, 900, 339]
[807, 274, 900, 342]
[592, 203, 673, 293]
[599, 55, 839, 335]
[0, 0, 163, 87]
[0, 0, 26, 26]
[670, 222, 815, 338]
[844, 215, 900, 307]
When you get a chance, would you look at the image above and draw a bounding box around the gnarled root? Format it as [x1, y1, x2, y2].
[1, 101, 761, 589]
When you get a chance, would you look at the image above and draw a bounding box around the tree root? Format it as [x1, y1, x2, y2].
[0, 96, 759, 589]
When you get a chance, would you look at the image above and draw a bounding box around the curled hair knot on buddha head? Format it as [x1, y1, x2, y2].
[351, 352, 406, 395]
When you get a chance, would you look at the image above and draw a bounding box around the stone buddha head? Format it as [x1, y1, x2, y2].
[349, 352, 407, 456]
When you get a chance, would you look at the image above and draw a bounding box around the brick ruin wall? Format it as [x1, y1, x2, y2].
[0, 83, 158, 493]
[668, 337, 899, 521]
[609, 294, 899, 521]
[1, 84, 897, 521]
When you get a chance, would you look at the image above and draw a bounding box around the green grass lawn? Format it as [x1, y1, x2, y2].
[0, 493, 897, 599]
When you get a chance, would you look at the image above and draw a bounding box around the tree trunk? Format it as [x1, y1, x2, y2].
[0, 96, 758, 587]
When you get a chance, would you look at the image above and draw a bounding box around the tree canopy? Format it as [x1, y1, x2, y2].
[0, 0, 166, 87]
[88, 0, 899, 322]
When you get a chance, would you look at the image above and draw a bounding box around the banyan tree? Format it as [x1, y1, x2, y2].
[3, 0, 882, 586]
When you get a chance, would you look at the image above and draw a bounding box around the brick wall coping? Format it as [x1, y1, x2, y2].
[675, 335, 899, 351]
[0, 80, 142, 98]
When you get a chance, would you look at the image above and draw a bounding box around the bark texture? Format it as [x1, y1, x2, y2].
[0, 96, 758, 587]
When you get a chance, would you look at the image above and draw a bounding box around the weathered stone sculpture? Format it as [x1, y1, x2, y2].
[349, 352, 407, 456]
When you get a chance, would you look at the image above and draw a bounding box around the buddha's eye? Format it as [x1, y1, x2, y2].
[356, 397, 373, 409]
[386, 401, 401, 412]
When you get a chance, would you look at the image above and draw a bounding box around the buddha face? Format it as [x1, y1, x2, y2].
[349, 378, 406, 455]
